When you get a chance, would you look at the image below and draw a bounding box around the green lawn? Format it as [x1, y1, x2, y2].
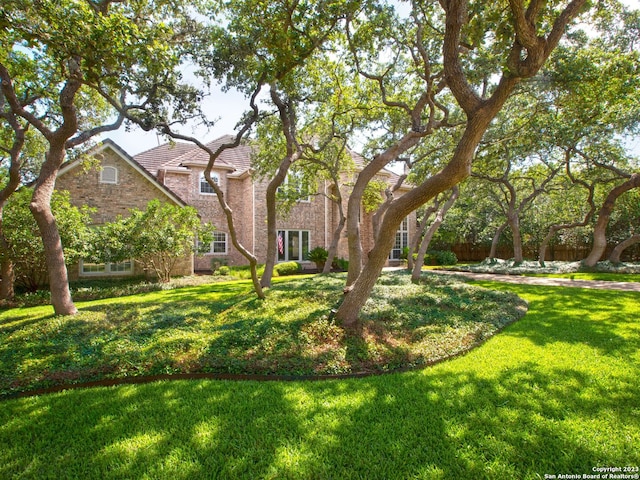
[524, 272, 640, 282]
[1, 280, 639, 479]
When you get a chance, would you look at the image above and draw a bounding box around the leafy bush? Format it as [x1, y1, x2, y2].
[307, 247, 328, 270]
[228, 264, 266, 279]
[274, 261, 301, 276]
[425, 250, 458, 266]
[332, 257, 349, 272]
[92, 199, 214, 283]
[217, 266, 231, 276]
[211, 258, 229, 273]
[2, 188, 94, 293]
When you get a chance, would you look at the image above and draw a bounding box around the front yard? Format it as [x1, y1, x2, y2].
[0, 274, 638, 478]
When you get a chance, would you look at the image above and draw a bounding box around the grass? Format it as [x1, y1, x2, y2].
[0, 281, 638, 479]
[0, 272, 525, 397]
[523, 272, 640, 282]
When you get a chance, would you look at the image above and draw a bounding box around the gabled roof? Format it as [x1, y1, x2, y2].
[58, 138, 188, 207]
[133, 141, 197, 176]
[132, 134, 408, 188]
[134, 135, 254, 176]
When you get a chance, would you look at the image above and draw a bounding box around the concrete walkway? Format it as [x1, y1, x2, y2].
[431, 270, 640, 292]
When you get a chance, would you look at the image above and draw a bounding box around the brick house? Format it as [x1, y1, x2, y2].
[57, 136, 415, 278]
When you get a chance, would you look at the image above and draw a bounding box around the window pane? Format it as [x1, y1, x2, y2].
[82, 262, 106, 273]
[302, 231, 310, 260]
[288, 231, 300, 261]
[110, 261, 132, 273]
[100, 167, 117, 184]
[200, 173, 218, 194]
[212, 232, 227, 253]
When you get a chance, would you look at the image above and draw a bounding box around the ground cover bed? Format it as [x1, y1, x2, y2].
[0, 272, 526, 398]
[449, 259, 640, 279]
[0, 280, 638, 479]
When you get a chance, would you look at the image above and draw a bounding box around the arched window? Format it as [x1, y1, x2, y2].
[199, 172, 219, 194]
[100, 166, 118, 184]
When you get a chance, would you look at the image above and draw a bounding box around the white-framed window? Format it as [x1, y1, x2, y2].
[100, 166, 118, 184]
[199, 172, 220, 195]
[277, 230, 310, 262]
[389, 217, 409, 260]
[277, 172, 310, 203]
[212, 232, 227, 254]
[80, 259, 133, 276]
[198, 232, 228, 255]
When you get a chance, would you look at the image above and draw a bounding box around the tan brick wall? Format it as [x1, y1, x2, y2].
[163, 167, 252, 269]
[56, 147, 194, 279]
[59, 144, 417, 277]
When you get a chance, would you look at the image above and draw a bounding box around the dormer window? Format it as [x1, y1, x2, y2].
[277, 171, 310, 202]
[100, 166, 118, 184]
[200, 172, 219, 195]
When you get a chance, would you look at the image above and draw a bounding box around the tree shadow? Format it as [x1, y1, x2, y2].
[2, 356, 638, 478]
[470, 283, 639, 358]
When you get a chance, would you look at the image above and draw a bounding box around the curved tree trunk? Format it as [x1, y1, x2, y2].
[411, 186, 458, 282]
[539, 166, 596, 267]
[0, 257, 15, 301]
[407, 199, 440, 271]
[30, 146, 77, 315]
[538, 207, 595, 267]
[337, 113, 496, 327]
[509, 213, 523, 263]
[260, 161, 294, 288]
[260, 87, 302, 289]
[488, 222, 508, 260]
[0, 80, 27, 301]
[538, 225, 561, 267]
[335, 0, 584, 327]
[345, 133, 424, 286]
[583, 174, 640, 267]
[609, 234, 640, 264]
[323, 210, 345, 274]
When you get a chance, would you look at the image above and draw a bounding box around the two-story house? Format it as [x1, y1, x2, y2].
[56, 136, 415, 278]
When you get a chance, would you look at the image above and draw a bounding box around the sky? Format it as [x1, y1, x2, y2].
[105, 0, 640, 159]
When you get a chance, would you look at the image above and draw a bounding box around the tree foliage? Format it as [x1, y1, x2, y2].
[1, 188, 93, 292]
[0, 0, 201, 314]
[92, 200, 213, 283]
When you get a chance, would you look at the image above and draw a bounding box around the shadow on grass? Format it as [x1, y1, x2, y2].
[1, 357, 637, 478]
[469, 282, 639, 358]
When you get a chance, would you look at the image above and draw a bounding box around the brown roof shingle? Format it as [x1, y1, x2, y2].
[134, 135, 255, 175]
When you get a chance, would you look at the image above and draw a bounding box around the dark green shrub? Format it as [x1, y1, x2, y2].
[307, 247, 329, 270]
[211, 257, 229, 273]
[332, 257, 349, 271]
[435, 250, 458, 265]
[424, 250, 458, 266]
[274, 261, 301, 276]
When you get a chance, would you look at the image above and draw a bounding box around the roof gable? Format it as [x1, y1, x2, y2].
[58, 138, 188, 207]
[135, 135, 255, 175]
